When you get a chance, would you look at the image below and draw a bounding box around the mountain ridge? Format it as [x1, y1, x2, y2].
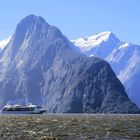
[0, 15, 139, 113]
[73, 32, 140, 107]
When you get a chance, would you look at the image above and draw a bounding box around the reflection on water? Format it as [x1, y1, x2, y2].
[0, 114, 140, 140]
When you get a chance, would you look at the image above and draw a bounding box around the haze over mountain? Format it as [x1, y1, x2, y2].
[0, 15, 139, 113]
[73, 32, 140, 107]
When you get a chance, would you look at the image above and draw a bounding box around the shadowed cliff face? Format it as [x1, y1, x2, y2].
[0, 15, 139, 113]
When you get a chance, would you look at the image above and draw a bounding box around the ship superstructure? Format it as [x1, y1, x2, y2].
[1, 104, 46, 114]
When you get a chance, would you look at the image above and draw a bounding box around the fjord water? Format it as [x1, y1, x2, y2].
[0, 114, 140, 140]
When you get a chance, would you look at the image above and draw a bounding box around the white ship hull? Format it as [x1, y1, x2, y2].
[1, 110, 46, 114]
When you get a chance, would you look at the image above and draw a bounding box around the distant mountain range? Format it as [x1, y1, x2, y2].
[72, 32, 140, 107]
[0, 15, 139, 113]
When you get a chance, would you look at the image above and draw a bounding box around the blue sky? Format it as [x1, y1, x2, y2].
[0, 0, 140, 44]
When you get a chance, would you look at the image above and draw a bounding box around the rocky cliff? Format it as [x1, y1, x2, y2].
[0, 15, 139, 113]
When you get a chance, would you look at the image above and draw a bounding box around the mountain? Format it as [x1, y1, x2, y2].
[72, 32, 140, 107]
[72, 32, 120, 58]
[0, 16, 139, 113]
[0, 36, 11, 50]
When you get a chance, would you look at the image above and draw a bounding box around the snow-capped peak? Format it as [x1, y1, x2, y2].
[0, 36, 11, 49]
[72, 31, 120, 58]
[72, 31, 118, 51]
[92, 31, 112, 41]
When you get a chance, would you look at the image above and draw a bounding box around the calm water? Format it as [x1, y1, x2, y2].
[0, 114, 140, 140]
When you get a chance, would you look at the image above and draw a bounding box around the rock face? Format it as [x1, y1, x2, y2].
[0, 15, 139, 113]
[73, 32, 140, 107]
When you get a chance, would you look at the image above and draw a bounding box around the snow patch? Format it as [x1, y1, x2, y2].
[118, 42, 129, 49]
[72, 31, 112, 52]
[0, 36, 11, 49]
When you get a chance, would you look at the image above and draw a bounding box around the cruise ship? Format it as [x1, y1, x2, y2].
[1, 104, 46, 114]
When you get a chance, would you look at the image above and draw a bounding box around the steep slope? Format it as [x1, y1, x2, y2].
[73, 32, 140, 107]
[106, 43, 140, 107]
[0, 16, 139, 113]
